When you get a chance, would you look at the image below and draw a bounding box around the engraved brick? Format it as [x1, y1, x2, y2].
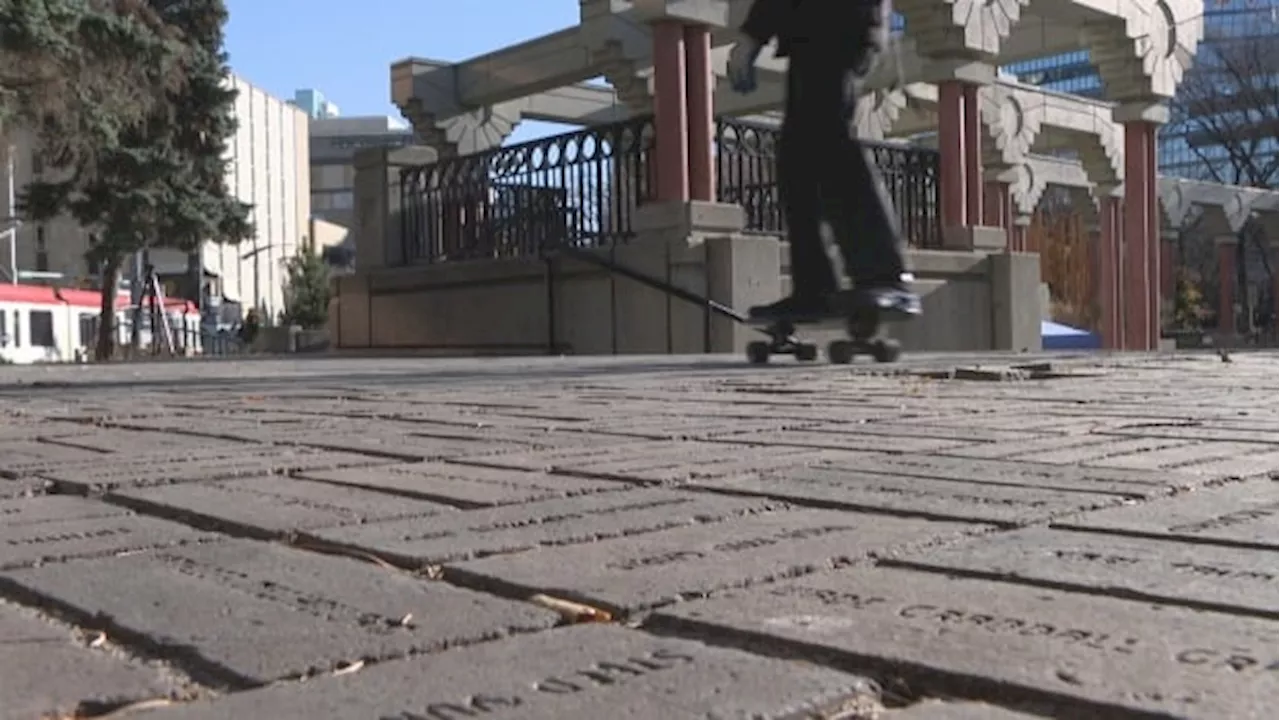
[110, 476, 451, 534]
[458, 440, 843, 484]
[298, 462, 622, 506]
[121, 625, 871, 720]
[309, 489, 785, 566]
[943, 435, 1189, 463]
[691, 467, 1123, 524]
[38, 446, 383, 491]
[1053, 478, 1279, 548]
[450, 510, 980, 612]
[712, 429, 971, 454]
[889, 527, 1278, 615]
[883, 700, 1044, 718]
[813, 454, 1170, 496]
[0, 496, 207, 570]
[653, 567, 1279, 720]
[2, 539, 557, 683]
[0, 601, 184, 720]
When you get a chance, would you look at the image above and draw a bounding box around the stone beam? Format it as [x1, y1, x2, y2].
[454, 28, 602, 108]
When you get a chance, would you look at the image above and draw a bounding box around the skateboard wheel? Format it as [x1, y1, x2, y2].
[746, 341, 771, 365]
[871, 339, 901, 363]
[827, 340, 855, 365]
[795, 343, 819, 362]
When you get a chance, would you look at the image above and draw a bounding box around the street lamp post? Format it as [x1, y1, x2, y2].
[2, 146, 19, 284]
[240, 243, 276, 320]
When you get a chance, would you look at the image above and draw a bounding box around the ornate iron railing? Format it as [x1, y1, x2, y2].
[715, 118, 943, 249]
[399, 116, 656, 264]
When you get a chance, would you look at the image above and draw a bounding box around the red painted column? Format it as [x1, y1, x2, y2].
[1012, 222, 1028, 254]
[938, 82, 966, 228]
[1122, 122, 1156, 350]
[683, 25, 714, 202]
[962, 84, 983, 227]
[982, 180, 1013, 232]
[1160, 236, 1177, 308]
[1217, 238, 1237, 334]
[652, 21, 689, 203]
[1098, 195, 1120, 349]
[1146, 128, 1161, 348]
[1269, 242, 1280, 333]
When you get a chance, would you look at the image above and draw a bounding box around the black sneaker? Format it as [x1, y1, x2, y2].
[857, 285, 922, 318]
[748, 294, 830, 321]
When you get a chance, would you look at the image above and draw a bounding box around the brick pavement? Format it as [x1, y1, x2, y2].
[0, 351, 1275, 720]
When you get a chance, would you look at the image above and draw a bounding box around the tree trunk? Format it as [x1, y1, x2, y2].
[1236, 238, 1251, 334]
[95, 253, 122, 361]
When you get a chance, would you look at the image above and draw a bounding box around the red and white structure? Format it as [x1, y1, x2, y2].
[0, 284, 200, 364]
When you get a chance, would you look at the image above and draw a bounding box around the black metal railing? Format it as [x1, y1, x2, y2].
[399, 116, 656, 265]
[714, 118, 943, 248]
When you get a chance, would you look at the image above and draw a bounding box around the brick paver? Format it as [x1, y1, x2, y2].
[0, 351, 1275, 719]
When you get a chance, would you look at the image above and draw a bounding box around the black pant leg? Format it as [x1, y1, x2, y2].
[816, 67, 909, 288]
[779, 55, 837, 298]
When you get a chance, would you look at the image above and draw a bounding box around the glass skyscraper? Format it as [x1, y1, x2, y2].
[1005, 0, 1279, 189]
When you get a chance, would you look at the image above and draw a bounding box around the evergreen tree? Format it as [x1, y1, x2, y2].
[0, 0, 177, 171]
[280, 246, 331, 330]
[21, 0, 251, 360]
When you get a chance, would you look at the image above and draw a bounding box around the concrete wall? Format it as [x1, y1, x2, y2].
[334, 149, 1041, 357]
[778, 244, 1043, 353]
[332, 201, 781, 355]
[333, 212, 1041, 355]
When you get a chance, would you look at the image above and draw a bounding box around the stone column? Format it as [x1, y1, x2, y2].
[962, 84, 984, 226]
[352, 145, 439, 271]
[931, 63, 1003, 251]
[1116, 103, 1166, 351]
[982, 165, 1017, 240]
[1096, 192, 1122, 349]
[1216, 236, 1237, 334]
[684, 24, 715, 202]
[938, 81, 968, 229]
[652, 21, 690, 203]
[1011, 215, 1030, 255]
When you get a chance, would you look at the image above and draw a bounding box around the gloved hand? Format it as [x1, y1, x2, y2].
[727, 36, 763, 94]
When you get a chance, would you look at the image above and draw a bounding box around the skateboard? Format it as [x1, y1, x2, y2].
[744, 292, 908, 365]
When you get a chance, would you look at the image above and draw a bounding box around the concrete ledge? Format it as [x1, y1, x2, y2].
[942, 225, 1008, 252]
[633, 200, 746, 235]
[631, 0, 732, 27]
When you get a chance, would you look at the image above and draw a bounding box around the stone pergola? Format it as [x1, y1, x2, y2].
[385, 0, 1273, 351]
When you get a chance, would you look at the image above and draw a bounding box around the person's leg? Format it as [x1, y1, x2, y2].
[818, 65, 919, 313]
[749, 51, 837, 319]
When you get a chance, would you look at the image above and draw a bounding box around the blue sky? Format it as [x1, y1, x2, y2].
[223, 0, 583, 145]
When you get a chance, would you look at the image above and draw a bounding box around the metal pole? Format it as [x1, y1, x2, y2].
[5, 145, 17, 284]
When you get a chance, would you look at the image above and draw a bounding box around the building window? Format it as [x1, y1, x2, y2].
[332, 191, 354, 210]
[78, 313, 97, 348]
[29, 310, 55, 347]
[0, 309, 6, 347]
[35, 225, 48, 272]
[12, 310, 20, 347]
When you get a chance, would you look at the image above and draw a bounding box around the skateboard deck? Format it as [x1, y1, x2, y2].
[743, 293, 915, 365]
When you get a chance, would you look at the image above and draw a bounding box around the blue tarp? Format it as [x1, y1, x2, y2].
[1041, 320, 1102, 350]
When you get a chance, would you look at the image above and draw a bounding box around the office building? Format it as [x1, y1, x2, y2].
[308, 113, 414, 232]
[293, 88, 341, 120]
